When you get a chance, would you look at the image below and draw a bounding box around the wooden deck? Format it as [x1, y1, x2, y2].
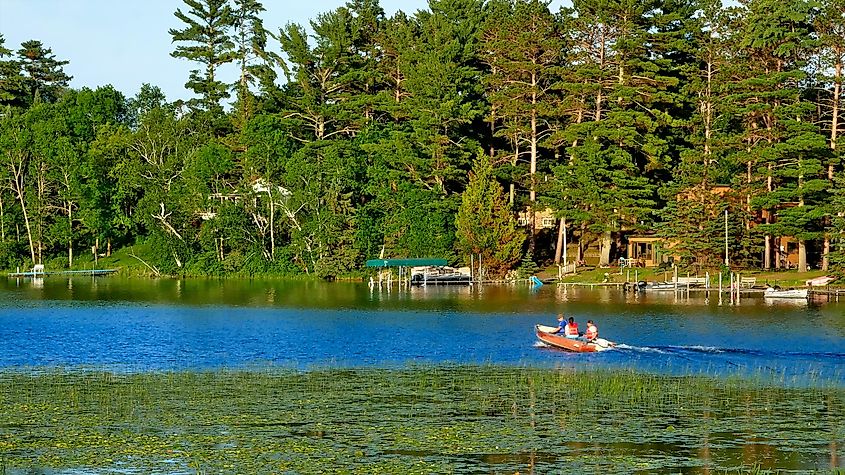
[8, 269, 118, 277]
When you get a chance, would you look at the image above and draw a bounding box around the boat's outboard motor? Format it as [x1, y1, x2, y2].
[624, 281, 647, 292]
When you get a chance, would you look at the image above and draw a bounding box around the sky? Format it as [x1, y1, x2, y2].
[0, 0, 566, 102]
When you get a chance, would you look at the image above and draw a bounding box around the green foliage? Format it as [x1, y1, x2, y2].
[0, 34, 28, 109]
[15, 40, 71, 105]
[170, 0, 236, 115]
[0, 0, 841, 276]
[455, 154, 524, 277]
[516, 252, 540, 278]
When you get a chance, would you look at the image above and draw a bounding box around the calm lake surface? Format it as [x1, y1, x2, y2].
[1, 277, 843, 382]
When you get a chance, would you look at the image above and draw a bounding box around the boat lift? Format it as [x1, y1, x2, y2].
[365, 258, 450, 287]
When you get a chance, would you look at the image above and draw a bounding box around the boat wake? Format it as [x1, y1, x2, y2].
[614, 344, 845, 362]
[619, 344, 760, 356]
[615, 343, 667, 354]
[665, 345, 724, 354]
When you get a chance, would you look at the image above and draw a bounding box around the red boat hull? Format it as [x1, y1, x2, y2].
[535, 325, 614, 353]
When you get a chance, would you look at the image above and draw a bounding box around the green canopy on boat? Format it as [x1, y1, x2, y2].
[365, 258, 448, 267]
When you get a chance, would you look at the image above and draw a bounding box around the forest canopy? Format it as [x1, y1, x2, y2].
[0, 0, 843, 278]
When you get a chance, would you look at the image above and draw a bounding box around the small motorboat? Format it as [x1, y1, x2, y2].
[763, 287, 809, 299]
[646, 281, 688, 291]
[535, 324, 616, 352]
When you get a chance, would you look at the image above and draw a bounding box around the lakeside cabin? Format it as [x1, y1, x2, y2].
[624, 236, 667, 268]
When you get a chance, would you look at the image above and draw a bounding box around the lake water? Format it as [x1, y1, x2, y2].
[1, 277, 843, 382]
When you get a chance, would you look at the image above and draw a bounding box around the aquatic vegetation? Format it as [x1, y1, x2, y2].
[0, 366, 842, 474]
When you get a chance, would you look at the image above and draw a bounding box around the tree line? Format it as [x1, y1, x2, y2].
[0, 0, 843, 278]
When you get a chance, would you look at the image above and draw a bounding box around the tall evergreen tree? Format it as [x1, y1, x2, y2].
[231, 0, 277, 128]
[455, 153, 525, 276]
[814, 0, 845, 270]
[551, 0, 665, 266]
[275, 7, 374, 276]
[399, 0, 486, 194]
[170, 0, 236, 114]
[481, 0, 561, 255]
[482, 0, 561, 203]
[656, 0, 737, 266]
[728, 0, 827, 271]
[16, 40, 71, 104]
[0, 35, 27, 109]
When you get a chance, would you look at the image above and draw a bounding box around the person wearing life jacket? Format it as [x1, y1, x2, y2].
[584, 320, 598, 342]
[564, 317, 580, 338]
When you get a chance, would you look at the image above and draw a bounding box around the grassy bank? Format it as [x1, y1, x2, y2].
[1, 366, 842, 474]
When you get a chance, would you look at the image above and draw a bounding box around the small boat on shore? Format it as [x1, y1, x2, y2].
[535, 324, 616, 352]
[646, 282, 688, 291]
[763, 287, 808, 299]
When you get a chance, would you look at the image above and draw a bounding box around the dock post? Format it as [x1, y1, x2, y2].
[718, 272, 722, 305]
[673, 265, 678, 292]
[729, 273, 733, 304]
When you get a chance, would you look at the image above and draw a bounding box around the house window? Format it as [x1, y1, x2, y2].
[541, 217, 556, 228]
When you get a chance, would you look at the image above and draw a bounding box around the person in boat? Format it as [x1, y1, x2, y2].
[552, 314, 566, 334]
[564, 317, 580, 338]
[584, 320, 598, 342]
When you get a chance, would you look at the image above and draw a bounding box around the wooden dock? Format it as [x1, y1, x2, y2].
[8, 269, 118, 278]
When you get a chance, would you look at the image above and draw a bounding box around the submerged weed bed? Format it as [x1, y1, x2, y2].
[0, 366, 843, 474]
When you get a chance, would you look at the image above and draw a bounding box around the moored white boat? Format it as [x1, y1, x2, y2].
[646, 281, 688, 291]
[763, 287, 808, 299]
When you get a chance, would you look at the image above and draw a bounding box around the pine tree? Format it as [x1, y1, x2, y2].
[481, 0, 561, 254]
[728, 0, 827, 271]
[813, 0, 845, 270]
[170, 0, 236, 114]
[398, 0, 486, 194]
[481, 0, 560, 203]
[455, 153, 525, 277]
[16, 40, 71, 104]
[231, 0, 277, 128]
[551, 0, 666, 266]
[657, 0, 737, 267]
[0, 35, 27, 109]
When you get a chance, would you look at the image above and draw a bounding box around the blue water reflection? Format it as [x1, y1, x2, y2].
[1, 278, 843, 383]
